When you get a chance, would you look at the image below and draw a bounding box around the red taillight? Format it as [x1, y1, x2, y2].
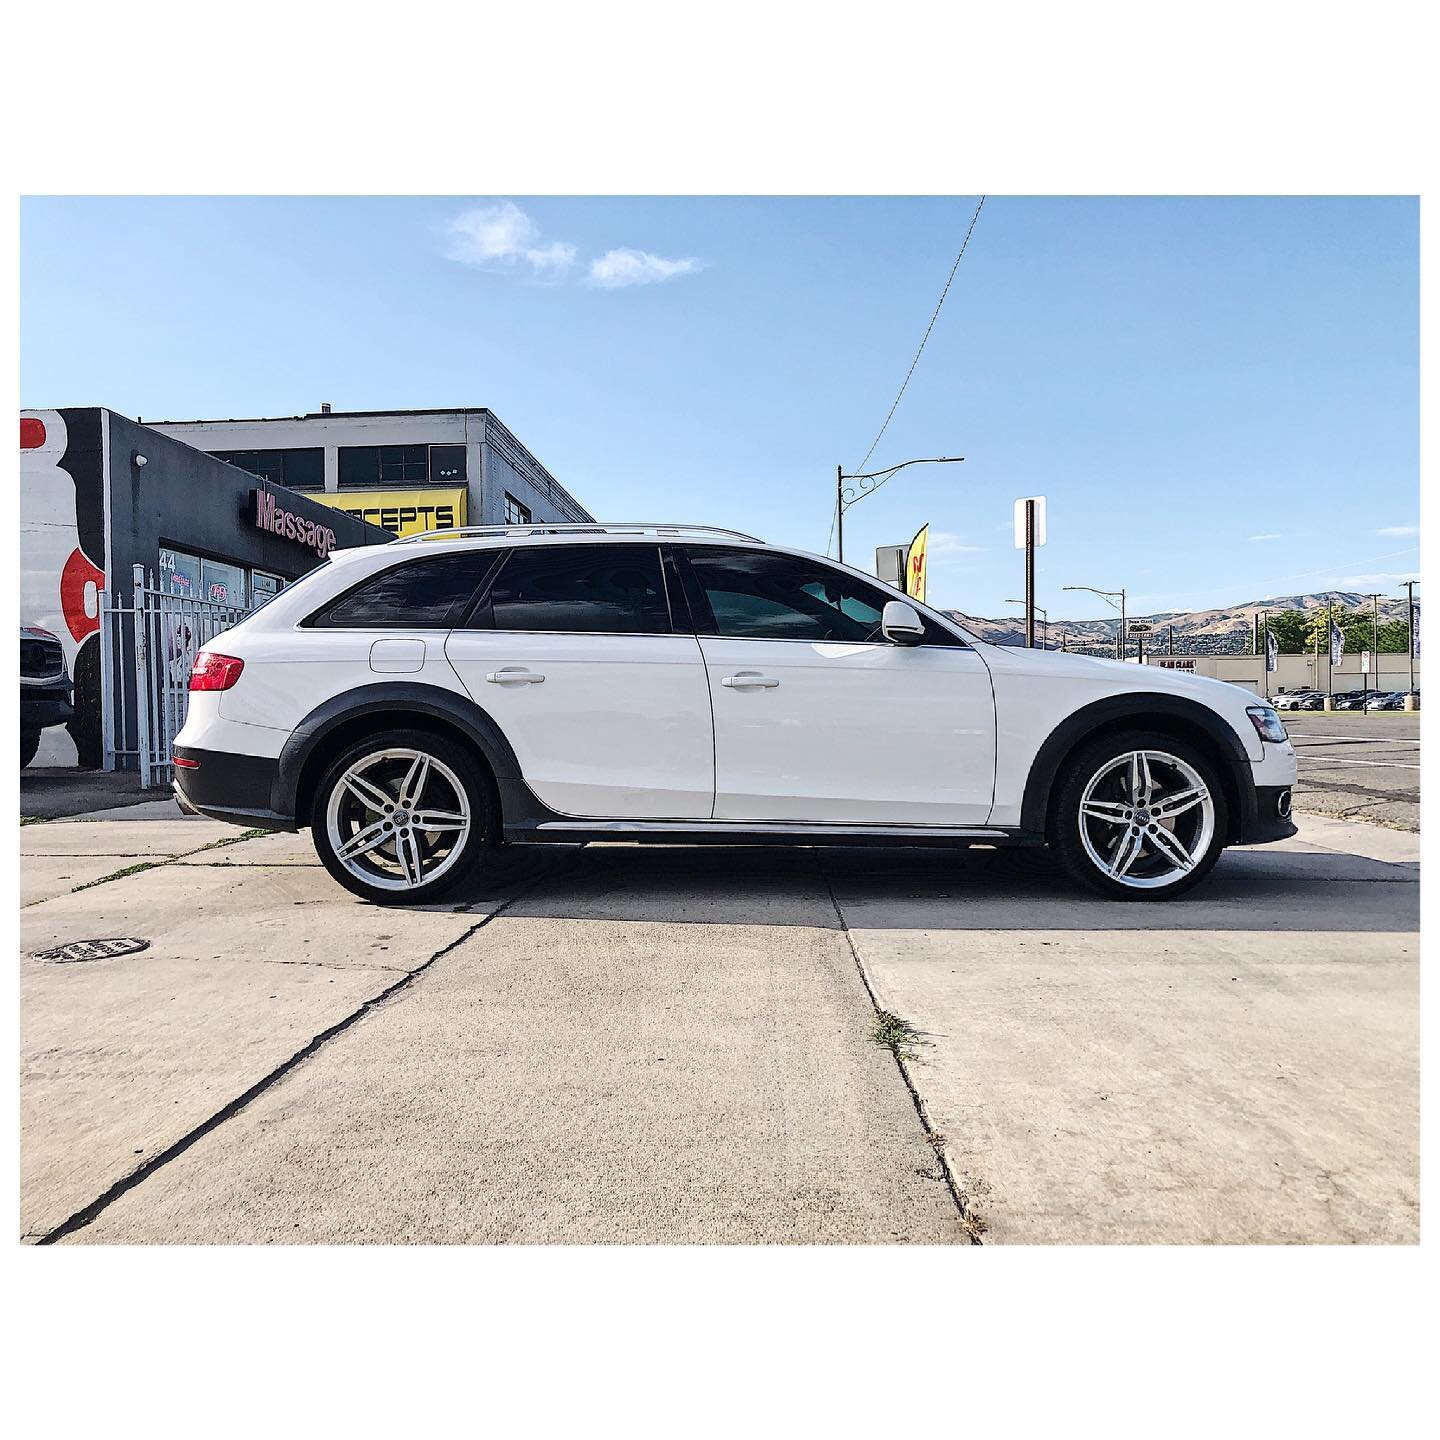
[172, 754, 201, 770]
[188, 651, 245, 691]
[21, 416, 47, 449]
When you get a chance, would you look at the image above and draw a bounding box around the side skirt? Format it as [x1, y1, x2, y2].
[505, 819, 1045, 848]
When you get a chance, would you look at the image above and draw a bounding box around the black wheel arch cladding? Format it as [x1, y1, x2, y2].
[276, 682, 518, 826]
[1019, 693, 1255, 842]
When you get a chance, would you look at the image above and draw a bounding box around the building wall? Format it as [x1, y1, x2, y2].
[148, 408, 591, 533]
[1136, 652, 1420, 697]
[21, 407, 389, 768]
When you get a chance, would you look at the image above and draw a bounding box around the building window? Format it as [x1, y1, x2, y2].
[338, 444, 468, 489]
[430, 445, 467, 483]
[213, 448, 324, 491]
[504, 492, 532, 526]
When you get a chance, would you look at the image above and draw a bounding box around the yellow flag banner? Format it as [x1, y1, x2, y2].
[906, 523, 929, 605]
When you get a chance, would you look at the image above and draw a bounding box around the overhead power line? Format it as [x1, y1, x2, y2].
[851, 195, 986, 476]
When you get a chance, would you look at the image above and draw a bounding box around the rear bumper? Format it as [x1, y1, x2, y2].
[172, 745, 295, 831]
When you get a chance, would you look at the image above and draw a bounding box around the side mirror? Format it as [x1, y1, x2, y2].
[881, 599, 926, 646]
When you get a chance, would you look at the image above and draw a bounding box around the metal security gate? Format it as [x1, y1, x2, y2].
[99, 563, 251, 787]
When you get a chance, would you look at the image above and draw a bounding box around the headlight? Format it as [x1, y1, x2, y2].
[1246, 705, 1288, 743]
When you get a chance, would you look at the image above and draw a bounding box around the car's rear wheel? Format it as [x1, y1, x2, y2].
[1048, 731, 1228, 900]
[311, 729, 493, 905]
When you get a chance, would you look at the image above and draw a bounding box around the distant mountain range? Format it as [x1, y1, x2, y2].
[947, 591, 1411, 654]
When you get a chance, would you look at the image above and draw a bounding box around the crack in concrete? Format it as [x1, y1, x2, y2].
[817, 857, 982, 1245]
[33, 865, 565, 1245]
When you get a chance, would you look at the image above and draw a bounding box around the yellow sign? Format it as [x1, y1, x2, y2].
[906, 523, 929, 605]
[313, 487, 468, 538]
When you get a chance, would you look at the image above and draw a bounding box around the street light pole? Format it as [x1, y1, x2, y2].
[1062, 584, 1126, 661]
[1005, 601, 1048, 649]
[833, 456, 965, 564]
[1364, 592, 1382, 709]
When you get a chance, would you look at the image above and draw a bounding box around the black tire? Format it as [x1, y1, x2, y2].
[1047, 729, 1228, 901]
[310, 728, 495, 905]
[20, 731, 40, 768]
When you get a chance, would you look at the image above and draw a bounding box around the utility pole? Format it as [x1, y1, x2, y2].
[835, 465, 843, 566]
[1328, 595, 1336, 709]
[1259, 608, 1270, 700]
[1404, 579, 1418, 699]
[1167, 624, 1174, 656]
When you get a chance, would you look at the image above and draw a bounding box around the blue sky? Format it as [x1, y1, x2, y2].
[21, 196, 1418, 620]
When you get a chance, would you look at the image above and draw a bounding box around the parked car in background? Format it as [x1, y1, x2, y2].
[1272, 691, 1319, 711]
[1331, 691, 1370, 710]
[1367, 690, 1418, 711]
[172, 522, 1298, 904]
[19, 625, 74, 767]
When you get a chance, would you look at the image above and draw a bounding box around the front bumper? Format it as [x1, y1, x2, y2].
[21, 682, 75, 734]
[172, 745, 294, 831]
[1233, 782, 1298, 845]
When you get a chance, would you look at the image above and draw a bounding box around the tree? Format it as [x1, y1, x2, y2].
[1264, 609, 1309, 654]
[1299, 606, 1411, 657]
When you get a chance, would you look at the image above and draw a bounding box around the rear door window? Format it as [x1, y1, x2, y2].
[311, 552, 494, 628]
[481, 545, 673, 634]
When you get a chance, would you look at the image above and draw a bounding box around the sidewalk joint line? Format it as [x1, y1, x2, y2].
[33, 862, 567, 1245]
[818, 858, 983, 1245]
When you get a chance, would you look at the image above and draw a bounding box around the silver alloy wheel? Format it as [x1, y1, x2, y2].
[1077, 748, 1216, 891]
[324, 747, 472, 893]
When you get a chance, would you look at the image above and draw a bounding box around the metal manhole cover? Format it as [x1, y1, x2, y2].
[33, 937, 151, 963]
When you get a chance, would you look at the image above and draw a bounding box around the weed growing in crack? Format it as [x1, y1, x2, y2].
[871, 1010, 930, 1062]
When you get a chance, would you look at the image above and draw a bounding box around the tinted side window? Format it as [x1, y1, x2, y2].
[313, 553, 491, 628]
[486, 545, 671, 634]
[686, 548, 960, 645]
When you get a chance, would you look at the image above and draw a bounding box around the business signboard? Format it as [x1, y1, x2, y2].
[314, 487, 468, 538]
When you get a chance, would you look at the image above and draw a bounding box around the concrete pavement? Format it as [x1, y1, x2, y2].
[19, 805, 1418, 1244]
[21, 815, 961, 1244]
[830, 824, 1419, 1243]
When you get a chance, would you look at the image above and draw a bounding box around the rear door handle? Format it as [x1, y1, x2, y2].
[486, 667, 545, 684]
[721, 672, 779, 689]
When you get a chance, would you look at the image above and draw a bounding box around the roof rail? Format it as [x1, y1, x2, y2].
[389, 522, 764, 545]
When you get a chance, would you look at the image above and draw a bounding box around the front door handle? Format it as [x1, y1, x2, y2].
[721, 672, 779, 689]
[486, 667, 545, 684]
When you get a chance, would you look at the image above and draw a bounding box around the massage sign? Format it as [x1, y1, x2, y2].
[252, 489, 337, 558]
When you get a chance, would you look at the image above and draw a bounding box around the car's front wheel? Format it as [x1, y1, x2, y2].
[311, 729, 492, 904]
[1048, 731, 1228, 900]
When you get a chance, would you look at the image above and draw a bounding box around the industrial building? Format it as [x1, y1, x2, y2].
[148, 406, 592, 538]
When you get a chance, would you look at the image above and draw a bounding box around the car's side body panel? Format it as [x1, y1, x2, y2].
[699, 635, 996, 824]
[443, 629, 715, 819]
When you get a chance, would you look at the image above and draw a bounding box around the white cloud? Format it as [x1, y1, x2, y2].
[443, 202, 577, 277]
[587, 248, 701, 288]
[1375, 524, 1419, 537]
[926, 531, 986, 556]
[1247, 533, 1284, 542]
[1332, 572, 1417, 588]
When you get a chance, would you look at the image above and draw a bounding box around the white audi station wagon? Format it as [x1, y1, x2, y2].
[172, 524, 1298, 904]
